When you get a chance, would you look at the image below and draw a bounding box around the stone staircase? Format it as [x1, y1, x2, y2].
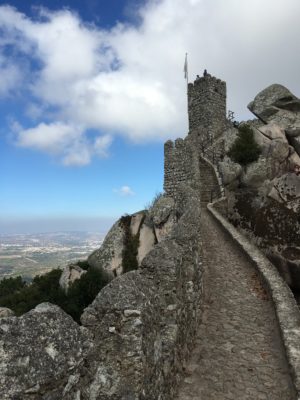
[199, 156, 221, 204]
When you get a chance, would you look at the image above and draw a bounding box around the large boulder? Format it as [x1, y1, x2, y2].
[0, 303, 92, 399]
[137, 221, 156, 264]
[87, 196, 177, 277]
[88, 219, 125, 277]
[219, 158, 242, 187]
[257, 123, 288, 142]
[130, 211, 145, 236]
[59, 264, 87, 293]
[148, 196, 176, 242]
[252, 127, 272, 153]
[268, 172, 300, 212]
[248, 84, 300, 131]
[241, 156, 274, 188]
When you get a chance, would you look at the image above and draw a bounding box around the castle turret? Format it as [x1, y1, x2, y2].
[188, 73, 226, 145]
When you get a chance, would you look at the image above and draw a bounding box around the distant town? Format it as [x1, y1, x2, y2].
[0, 231, 105, 280]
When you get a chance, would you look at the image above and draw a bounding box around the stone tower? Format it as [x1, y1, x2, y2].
[163, 72, 227, 197]
[188, 72, 227, 146]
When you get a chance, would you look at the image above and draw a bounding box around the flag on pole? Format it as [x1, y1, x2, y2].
[183, 53, 188, 80]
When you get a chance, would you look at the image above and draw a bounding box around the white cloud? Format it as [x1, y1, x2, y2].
[94, 134, 113, 158]
[1, 1, 300, 163]
[0, 55, 22, 96]
[14, 121, 111, 166]
[114, 186, 135, 196]
[16, 122, 80, 152]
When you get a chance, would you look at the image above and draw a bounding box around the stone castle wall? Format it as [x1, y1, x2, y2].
[164, 137, 197, 198]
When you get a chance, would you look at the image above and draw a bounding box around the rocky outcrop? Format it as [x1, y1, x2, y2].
[87, 196, 177, 277]
[219, 158, 242, 188]
[130, 211, 145, 236]
[59, 264, 87, 293]
[148, 196, 176, 242]
[217, 84, 300, 290]
[80, 185, 203, 399]
[137, 221, 156, 264]
[248, 84, 300, 131]
[88, 219, 125, 277]
[268, 173, 300, 212]
[0, 303, 92, 399]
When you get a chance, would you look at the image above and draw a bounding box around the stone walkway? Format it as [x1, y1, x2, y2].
[176, 210, 296, 400]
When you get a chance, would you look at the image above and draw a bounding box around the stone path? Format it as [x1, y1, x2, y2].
[176, 209, 296, 400]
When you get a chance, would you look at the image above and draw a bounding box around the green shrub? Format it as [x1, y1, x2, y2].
[228, 124, 261, 166]
[145, 191, 163, 211]
[0, 276, 26, 298]
[64, 267, 110, 322]
[0, 267, 110, 323]
[76, 259, 90, 270]
[120, 215, 140, 273]
[0, 269, 64, 316]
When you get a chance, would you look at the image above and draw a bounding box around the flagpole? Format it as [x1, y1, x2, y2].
[185, 52, 188, 90]
[184, 53, 189, 117]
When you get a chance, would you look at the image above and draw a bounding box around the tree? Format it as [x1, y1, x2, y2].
[228, 124, 261, 166]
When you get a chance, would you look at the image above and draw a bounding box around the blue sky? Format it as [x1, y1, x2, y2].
[1, 0, 300, 233]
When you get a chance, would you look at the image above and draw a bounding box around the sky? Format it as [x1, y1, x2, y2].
[0, 0, 300, 233]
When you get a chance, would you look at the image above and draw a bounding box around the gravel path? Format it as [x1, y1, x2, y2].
[176, 210, 296, 400]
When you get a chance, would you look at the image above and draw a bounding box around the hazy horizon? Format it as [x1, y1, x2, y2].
[0, 216, 117, 235]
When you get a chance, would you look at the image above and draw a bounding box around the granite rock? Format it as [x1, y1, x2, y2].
[248, 84, 300, 130]
[59, 264, 87, 293]
[0, 303, 92, 400]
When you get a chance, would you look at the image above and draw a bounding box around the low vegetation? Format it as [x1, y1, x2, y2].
[0, 264, 110, 323]
[120, 215, 140, 273]
[145, 191, 164, 211]
[228, 124, 261, 166]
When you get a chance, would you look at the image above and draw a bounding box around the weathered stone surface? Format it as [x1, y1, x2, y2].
[0, 303, 92, 400]
[268, 173, 300, 212]
[88, 220, 124, 276]
[241, 156, 273, 187]
[0, 307, 15, 318]
[219, 159, 242, 186]
[137, 221, 156, 264]
[149, 195, 176, 242]
[289, 136, 300, 158]
[59, 264, 87, 293]
[253, 126, 272, 152]
[266, 139, 290, 162]
[286, 127, 300, 137]
[267, 250, 300, 291]
[130, 211, 145, 236]
[248, 84, 300, 130]
[288, 150, 300, 168]
[258, 123, 288, 141]
[188, 74, 226, 140]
